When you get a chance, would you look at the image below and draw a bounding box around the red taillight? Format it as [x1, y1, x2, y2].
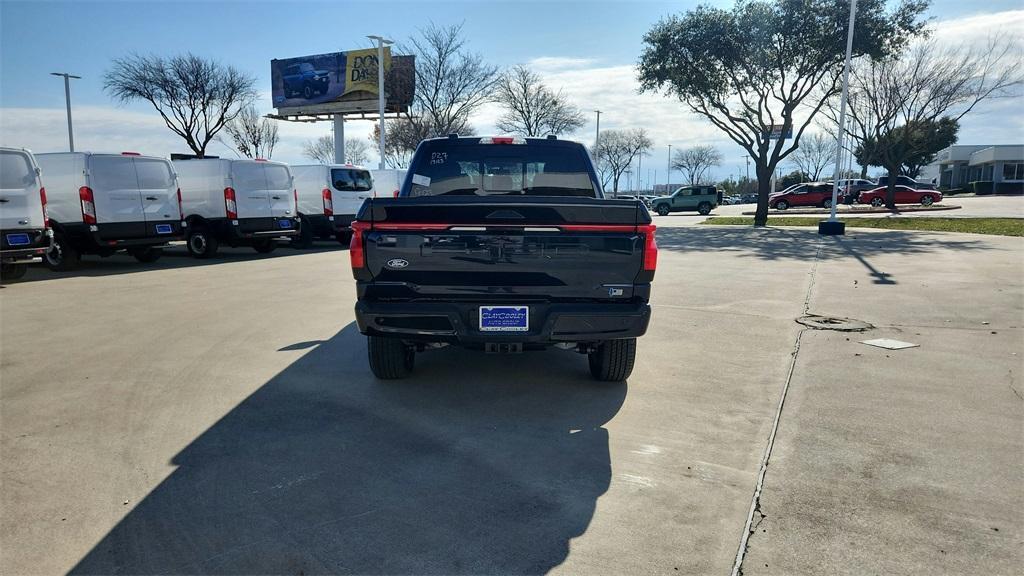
[479, 136, 525, 145]
[322, 188, 333, 216]
[349, 220, 371, 270]
[79, 186, 96, 224]
[176, 188, 184, 221]
[224, 187, 237, 219]
[40, 187, 49, 229]
[294, 188, 298, 208]
[392, 189, 399, 198]
[639, 224, 658, 272]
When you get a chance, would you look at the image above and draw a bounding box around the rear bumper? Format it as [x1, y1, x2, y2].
[304, 214, 354, 236]
[219, 217, 299, 240]
[1, 228, 50, 262]
[355, 300, 651, 345]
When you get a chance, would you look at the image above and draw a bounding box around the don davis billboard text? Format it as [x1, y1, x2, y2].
[271, 48, 393, 113]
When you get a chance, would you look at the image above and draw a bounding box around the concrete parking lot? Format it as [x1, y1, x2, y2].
[1, 225, 1021, 574]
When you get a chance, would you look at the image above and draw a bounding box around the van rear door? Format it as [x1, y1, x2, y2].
[88, 155, 147, 239]
[134, 157, 180, 235]
[330, 166, 373, 217]
[230, 161, 274, 219]
[264, 163, 295, 218]
[0, 149, 44, 232]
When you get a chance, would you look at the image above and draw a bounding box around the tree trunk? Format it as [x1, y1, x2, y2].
[859, 164, 868, 179]
[885, 165, 899, 210]
[753, 165, 772, 227]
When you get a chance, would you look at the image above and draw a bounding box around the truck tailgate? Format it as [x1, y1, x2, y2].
[354, 196, 654, 301]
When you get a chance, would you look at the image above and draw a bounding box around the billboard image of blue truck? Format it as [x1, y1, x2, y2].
[271, 49, 414, 116]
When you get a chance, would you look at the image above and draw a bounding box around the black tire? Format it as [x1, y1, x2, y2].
[0, 263, 27, 280]
[775, 200, 789, 211]
[921, 195, 934, 206]
[129, 246, 163, 263]
[303, 84, 313, 99]
[291, 217, 314, 249]
[253, 239, 277, 254]
[697, 202, 712, 215]
[656, 204, 670, 216]
[588, 338, 637, 382]
[45, 232, 80, 271]
[823, 198, 833, 209]
[186, 226, 219, 259]
[367, 336, 414, 379]
[870, 197, 884, 207]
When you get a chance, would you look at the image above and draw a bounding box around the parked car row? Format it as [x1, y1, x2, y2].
[769, 180, 942, 210]
[0, 146, 406, 278]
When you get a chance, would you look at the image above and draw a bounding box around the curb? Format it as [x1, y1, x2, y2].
[740, 204, 962, 216]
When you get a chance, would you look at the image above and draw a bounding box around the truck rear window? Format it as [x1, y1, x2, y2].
[407, 141, 598, 198]
[331, 168, 372, 192]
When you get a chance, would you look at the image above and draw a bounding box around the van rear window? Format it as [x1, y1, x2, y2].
[91, 156, 139, 191]
[407, 141, 597, 198]
[134, 159, 174, 189]
[331, 168, 372, 192]
[264, 165, 291, 190]
[0, 151, 33, 189]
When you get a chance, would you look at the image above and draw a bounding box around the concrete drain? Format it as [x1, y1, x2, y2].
[796, 315, 873, 332]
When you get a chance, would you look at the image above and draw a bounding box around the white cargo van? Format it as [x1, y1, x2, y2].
[291, 163, 373, 246]
[173, 158, 298, 258]
[34, 152, 183, 270]
[370, 169, 407, 199]
[0, 147, 51, 280]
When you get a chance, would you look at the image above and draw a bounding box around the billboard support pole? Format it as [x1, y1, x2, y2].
[333, 116, 345, 164]
[368, 35, 393, 170]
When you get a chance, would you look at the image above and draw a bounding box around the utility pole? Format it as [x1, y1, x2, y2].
[637, 150, 643, 192]
[50, 72, 81, 152]
[367, 35, 393, 170]
[666, 144, 672, 192]
[821, 0, 857, 236]
[593, 110, 602, 151]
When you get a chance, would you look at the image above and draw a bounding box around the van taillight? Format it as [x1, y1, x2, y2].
[349, 220, 370, 270]
[224, 187, 237, 219]
[293, 189, 298, 208]
[176, 188, 184, 221]
[392, 189, 399, 198]
[79, 186, 96, 224]
[322, 188, 333, 216]
[639, 224, 658, 272]
[40, 187, 49, 229]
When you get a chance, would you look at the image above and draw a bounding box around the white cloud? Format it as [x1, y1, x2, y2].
[930, 10, 1024, 44]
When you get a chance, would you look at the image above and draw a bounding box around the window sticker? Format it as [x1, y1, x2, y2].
[412, 173, 431, 186]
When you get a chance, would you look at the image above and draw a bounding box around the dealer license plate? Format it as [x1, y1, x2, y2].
[479, 306, 529, 332]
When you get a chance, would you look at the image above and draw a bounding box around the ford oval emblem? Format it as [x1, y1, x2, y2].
[386, 258, 409, 269]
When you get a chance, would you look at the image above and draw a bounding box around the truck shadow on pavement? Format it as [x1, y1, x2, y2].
[656, 226, 991, 284]
[71, 323, 626, 574]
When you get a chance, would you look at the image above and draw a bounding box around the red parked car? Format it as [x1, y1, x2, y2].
[858, 186, 942, 207]
[768, 182, 837, 210]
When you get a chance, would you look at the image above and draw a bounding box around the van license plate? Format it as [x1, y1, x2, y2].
[155, 224, 173, 234]
[6, 233, 30, 246]
[278, 219, 292, 229]
[479, 306, 529, 332]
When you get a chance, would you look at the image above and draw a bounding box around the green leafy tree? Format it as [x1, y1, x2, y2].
[638, 0, 928, 225]
[856, 117, 959, 188]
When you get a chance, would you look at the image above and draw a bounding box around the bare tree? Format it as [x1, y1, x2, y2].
[372, 121, 421, 168]
[672, 145, 722, 185]
[788, 133, 836, 181]
[638, 0, 927, 225]
[593, 129, 653, 197]
[495, 65, 585, 137]
[104, 53, 257, 158]
[824, 34, 1023, 207]
[223, 106, 278, 159]
[378, 23, 500, 160]
[303, 135, 373, 165]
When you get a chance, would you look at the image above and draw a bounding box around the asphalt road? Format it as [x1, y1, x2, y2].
[1, 226, 1021, 574]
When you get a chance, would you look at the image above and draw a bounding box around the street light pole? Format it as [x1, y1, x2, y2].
[593, 110, 601, 151]
[820, 0, 857, 236]
[666, 144, 672, 192]
[51, 72, 81, 152]
[367, 35, 393, 170]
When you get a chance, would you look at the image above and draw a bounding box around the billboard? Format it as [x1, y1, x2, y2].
[270, 49, 415, 116]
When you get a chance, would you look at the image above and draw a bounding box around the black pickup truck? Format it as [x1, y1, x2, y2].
[349, 136, 657, 381]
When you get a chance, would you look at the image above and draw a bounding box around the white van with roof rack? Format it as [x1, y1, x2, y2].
[34, 152, 183, 270]
[173, 158, 298, 258]
[0, 147, 51, 280]
[291, 163, 373, 246]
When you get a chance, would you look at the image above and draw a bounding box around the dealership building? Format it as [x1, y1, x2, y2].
[922, 144, 1024, 189]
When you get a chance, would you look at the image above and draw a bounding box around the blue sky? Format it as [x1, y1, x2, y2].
[2, 0, 1022, 182]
